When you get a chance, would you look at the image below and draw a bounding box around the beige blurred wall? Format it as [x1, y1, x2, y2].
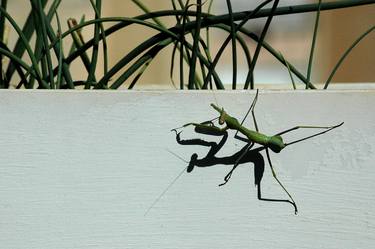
[321, 4, 375, 83]
[102, 1, 176, 87]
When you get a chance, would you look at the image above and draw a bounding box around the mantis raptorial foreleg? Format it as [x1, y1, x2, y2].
[221, 90, 260, 185]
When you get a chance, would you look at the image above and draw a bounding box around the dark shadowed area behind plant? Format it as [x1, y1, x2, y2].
[0, 0, 374, 89]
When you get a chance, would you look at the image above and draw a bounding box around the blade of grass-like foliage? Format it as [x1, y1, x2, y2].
[59, 80, 100, 88]
[324, 25, 375, 89]
[30, 4, 48, 84]
[16, 0, 62, 89]
[0, 4, 46, 88]
[56, 17, 303, 89]
[109, 36, 223, 89]
[178, 0, 212, 89]
[257, 0, 374, 18]
[41, 4, 75, 89]
[85, 19, 186, 87]
[68, 16, 85, 56]
[26, 23, 44, 89]
[212, 24, 252, 75]
[0, 47, 38, 79]
[278, 51, 296, 90]
[45, 0, 62, 88]
[86, 0, 101, 89]
[169, 41, 178, 89]
[67, 18, 94, 78]
[55, 11, 63, 89]
[244, 0, 279, 90]
[135, 1, 375, 26]
[241, 28, 315, 88]
[132, 0, 165, 27]
[179, 1, 190, 89]
[181, 17, 189, 89]
[109, 46, 158, 89]
[202, 0, 272, 89]
[128, 57, 152, 89]
[0, 41, 28, 88]
[136, 0, 205, 89]
[226, 0, 237, 89]
[172, 0, 205, 89]
[58, 6, 204, 89]
[306, 0, 321, 89]
[40, 56, 48, 86]
[170, 0, 186, 88]
[89, 0, 108, 75]
[206, 0, 213, 45]
[54, 17, 202, 88]
[53, 1, 369, 90]
[0, 0, 7, 87]
[178, 0, 217, 89]
[5, 0, 47, 87]
[32, 0, 55, 88]
[0, 0, 6, 41]
[171, 0, 186, 89]
[53, 1, 373, 89]
[188, 0, 202, 89]
[206, 0, 213, 88]
[51, 0, 375, 54]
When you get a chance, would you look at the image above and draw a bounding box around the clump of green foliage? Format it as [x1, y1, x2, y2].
[0, 0, 373, 89]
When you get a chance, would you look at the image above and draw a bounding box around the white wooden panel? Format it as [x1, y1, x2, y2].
[0, 90, 374, 249]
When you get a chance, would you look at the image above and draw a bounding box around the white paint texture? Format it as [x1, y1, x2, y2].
[0, 90, 374, 248]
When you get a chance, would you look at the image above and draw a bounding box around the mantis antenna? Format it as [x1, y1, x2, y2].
[144, 149, 188, 216]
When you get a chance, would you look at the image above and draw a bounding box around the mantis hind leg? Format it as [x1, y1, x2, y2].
[256, 180, 298, 215]
[265, 148, 298, 214]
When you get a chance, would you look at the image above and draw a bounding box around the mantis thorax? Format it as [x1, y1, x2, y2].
[268, 135, 286, 153]
[219, 109, 240, 130]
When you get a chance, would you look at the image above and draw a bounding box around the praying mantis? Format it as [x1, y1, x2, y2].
[171, 90, 343, 214]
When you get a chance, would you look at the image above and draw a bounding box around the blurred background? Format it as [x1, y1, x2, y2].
[5, 0, 375, 88]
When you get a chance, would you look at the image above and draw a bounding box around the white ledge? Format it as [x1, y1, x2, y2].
[0, 90, 374, 249]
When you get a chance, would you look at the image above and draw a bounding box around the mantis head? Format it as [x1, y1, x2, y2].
[268, 135, 286, 153]
[219, 107, 227, 125]
[210, 103, 227, 125]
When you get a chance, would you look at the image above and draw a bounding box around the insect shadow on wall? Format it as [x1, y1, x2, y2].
[145, 90, 343, 215]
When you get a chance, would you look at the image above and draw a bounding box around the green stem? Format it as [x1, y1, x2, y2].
[35, 0, 55, 88]
[86, 0, 101, 89]
[5, 0, 48, 87]
[226, 0, 237, 89]
[306, 0, 322, 89]
[55, 11, 63, 89]
[245, 0, 279, 90]
[89, 0, 108, 76]
[0, 5, 46, 87]
[188, 0, 202, 89]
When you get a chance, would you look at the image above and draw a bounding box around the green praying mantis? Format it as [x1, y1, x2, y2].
[171, 90, 343, 214]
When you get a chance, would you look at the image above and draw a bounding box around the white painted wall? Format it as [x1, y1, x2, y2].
[0, 90, 374, 249]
